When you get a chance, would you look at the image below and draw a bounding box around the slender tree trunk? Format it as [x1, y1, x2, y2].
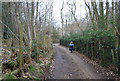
[106, 0, 109, 29]
[84, 1, 95, 28]
[0, 2, 3, 80]
[60, 1, 64, 36]
[112, 0, 114, 27]
[91, 2, 99, 26]
[16, 3, 24, 70]
[26, 2, 32, 63]
[99, 1, 105, 29]
[117, 1, 120, 75]
[35, 2, 39, 62]
[31, 2, 35, 40]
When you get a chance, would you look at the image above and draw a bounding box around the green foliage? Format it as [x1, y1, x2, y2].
[8, 61, 17, 70]
[60, 29, 118, 69]
[4, 74, 17, 79]
[31, 40, 44, 59]
[31, 50, 37, 58]
[28, 65, 36, 72]
[33, 77, 41, 81]
[38, 61, 43, 64]
[31, 48, 43, 59]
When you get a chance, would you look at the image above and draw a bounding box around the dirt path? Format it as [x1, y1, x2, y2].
[50, 44, 110, 79]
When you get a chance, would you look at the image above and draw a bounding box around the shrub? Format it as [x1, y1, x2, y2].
[60, 30, 118, 69]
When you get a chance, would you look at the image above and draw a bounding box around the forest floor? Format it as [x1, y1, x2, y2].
[48, 44, 116, 79]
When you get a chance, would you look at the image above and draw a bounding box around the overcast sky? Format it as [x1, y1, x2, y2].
[53, 0, 86, 27]
[52, 0, 115, 27]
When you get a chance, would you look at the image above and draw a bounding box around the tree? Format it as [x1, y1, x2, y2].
[67, 1, 84, 34]
[60, 1, 64, 36]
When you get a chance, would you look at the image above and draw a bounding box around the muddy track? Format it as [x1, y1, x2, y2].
[50, 44, 113, 79]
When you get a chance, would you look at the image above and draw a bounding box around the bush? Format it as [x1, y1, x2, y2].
[60, 30, 118, 69]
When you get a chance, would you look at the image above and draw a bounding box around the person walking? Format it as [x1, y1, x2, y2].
[69, 41, 74, 53]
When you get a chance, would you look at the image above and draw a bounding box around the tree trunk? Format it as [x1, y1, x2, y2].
[0, 2, 3, 80]
[99, 1, 105, 30]
[60, 1, 64, 36]
[117, 1, 120, 75]
[16, 3, 24, 69]
[106, 0, 109, 30]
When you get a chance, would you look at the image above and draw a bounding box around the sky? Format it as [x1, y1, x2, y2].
[53, 0, 86, 27]
[52, 0, 115, 27]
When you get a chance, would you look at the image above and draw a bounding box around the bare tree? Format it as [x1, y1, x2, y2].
[60, 1, 64, 36]
[67, 1, 84, 34]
